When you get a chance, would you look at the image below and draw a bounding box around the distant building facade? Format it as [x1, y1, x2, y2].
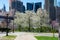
[34, 2, 42, 12]
[27, 2, 42, 12]
[56, 7, 60, 21]
[9, 0, 25, 13]
[45, 0, 54, 12]
[27, 3, 34, 11]
[45, 0, 56, 21]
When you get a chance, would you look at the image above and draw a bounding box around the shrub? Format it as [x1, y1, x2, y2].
[39, 26, 58, 33]
[0, 28, 11, 32]
[15, 26, 58, 33]
[21, 27, 29, 32]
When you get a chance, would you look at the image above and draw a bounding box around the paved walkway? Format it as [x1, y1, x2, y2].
[14, 32, 58, 40]
[14, 33, 37, 40]
[0, 32, 58, 40]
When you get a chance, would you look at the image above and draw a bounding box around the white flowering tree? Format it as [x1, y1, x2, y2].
[37, 8, 43, 26]
[37, 8, 50, 27]
[14, 12, 25, 31]
[12, 9, 50, 32]
[43, 10, 50, 26]
[25, 11, 35, 31]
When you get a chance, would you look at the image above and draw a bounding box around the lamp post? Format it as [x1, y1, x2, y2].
[0, 13, 14, 36]
[6, 14, 9, 36]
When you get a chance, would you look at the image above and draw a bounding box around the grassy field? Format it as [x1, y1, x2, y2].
[0, 35, 16, 40]
[35, 36, 58, 40]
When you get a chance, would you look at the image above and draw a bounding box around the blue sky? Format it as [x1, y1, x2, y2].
[0, 0, 60, 11]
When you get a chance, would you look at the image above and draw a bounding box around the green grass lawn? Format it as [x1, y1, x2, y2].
[35, 36, 58, 40]
[0, 35, 16, 40]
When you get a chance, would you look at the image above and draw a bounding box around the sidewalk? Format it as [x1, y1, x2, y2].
[14, 33, 37, 40]
[0, 32, 58, 40]
[14, 32, 58, 40]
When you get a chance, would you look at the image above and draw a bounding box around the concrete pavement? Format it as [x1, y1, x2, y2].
[0, 32, 58, 40]
[14, 33, 37, 40]
[14, 32, 58, 40]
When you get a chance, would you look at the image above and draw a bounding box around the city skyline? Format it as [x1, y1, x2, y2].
[0, 0, 60, 11]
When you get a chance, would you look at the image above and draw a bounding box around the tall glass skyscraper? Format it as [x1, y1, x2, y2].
[45, 0, 57, 20]
[27, 2, 42, 12]
[27, 3, 34, 11]
[35, 2, 42, 12]
[9, 0, 25, 13]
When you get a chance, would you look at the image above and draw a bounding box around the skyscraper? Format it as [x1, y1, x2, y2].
[27, 3, 34, 11]
[27, 2, 42, 12]
[3, 4, 6, 12]
[35, 2, 42, 12]
[44, 0, 49, 12]
[45, 0, 54, 12]
[22, 5, 25, 13]
[9, 0, 25, 13]
[9, 0, 16, 10]
[56, 7, 60, 20]
[45, 0, 56, 20]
